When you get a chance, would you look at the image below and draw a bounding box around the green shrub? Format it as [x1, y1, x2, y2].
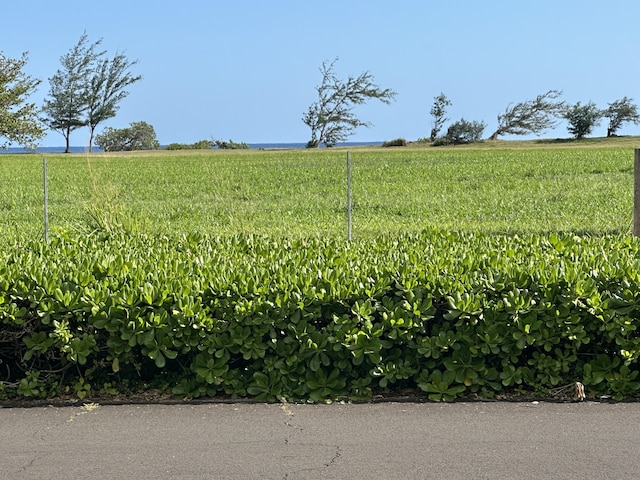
[95, 121, 160, 151]
[442, 118, 486, 145]
[1, 230, 639, 402]
[165, 143, 188, 150]
[382, 138, 407, 147]
[165, 140, 213, 150]
[213, 139, 250, 149]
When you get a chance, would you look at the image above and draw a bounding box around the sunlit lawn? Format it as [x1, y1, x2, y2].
[0, 138, 636, 241]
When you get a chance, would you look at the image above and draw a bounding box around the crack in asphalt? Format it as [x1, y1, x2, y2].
[18, 404, 101, 476]
[19, 454, 45, 474]
[279, 400, 342, 479]
[281, 444, 343, 479]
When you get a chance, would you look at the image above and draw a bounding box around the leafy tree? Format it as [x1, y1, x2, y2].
[95, 121, 160, 151]
[43, 32, 104, 153]
[86, 52, 142, 151]
[603, 97, 639, 137]
[563, 101, 602, 139]
[488, 90, 564, 140]
[429, 93, 451, 141]
[303, 58, 396, 147]
[0, 51, 44, 149]
[443, 118, 486, 145]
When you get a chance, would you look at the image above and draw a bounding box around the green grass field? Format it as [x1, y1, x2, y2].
[1, 137, 638, 240]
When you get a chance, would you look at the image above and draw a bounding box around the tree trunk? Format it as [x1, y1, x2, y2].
[64, 127, 71, 153]
[88, 125, 95, 152]
[317, 125, 326, 148]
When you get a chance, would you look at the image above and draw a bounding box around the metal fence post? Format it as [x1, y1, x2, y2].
[43, 157, 49, 243]
[347, 151, 352, 241]
[635, 149, 640, 237]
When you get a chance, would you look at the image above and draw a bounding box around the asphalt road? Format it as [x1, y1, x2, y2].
[1, 400, 639, 479]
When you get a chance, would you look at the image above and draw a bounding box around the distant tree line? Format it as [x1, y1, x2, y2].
[427, 92, 640, 145]
[2, 44, 640, 151]
[164, 139, 250, 150]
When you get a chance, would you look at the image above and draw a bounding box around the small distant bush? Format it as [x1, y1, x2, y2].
[433, 119, 486, 146]
[213, 139, 250, 150]
[382, 138, 407, 147]
[165, 143, 187, 150]
[192, 139, 214, 149]
[165, 140, 213, 150]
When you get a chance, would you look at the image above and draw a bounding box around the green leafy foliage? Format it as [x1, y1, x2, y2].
[1, 230, 640, 402]
[165, 140, 213, 150]
[418, 370, 467, 402]
[441, 118, 486, 145]
[95, 121, 160, 151]
[563, 101, 602, 139]
[0, 51, 44, 149]
[213, 139, 249, 149]
[382, 138, 407, 147]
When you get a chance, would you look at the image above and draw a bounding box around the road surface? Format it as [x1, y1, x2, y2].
[1, 400, 639, 479]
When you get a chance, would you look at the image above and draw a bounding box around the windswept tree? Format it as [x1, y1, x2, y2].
[429, 92, 451, 141]
[0, 51, 44, 149]
[303, 58, 396, 147]
[86, 52, 141, 152]
[95, 121, 159, 151]
[43, 32, 104, 153]
[488, 90, 564, 140]
[563, 101, 602, 139]
[603, 97, 639, 137]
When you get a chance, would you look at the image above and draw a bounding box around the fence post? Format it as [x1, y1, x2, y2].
[347, 151, 352, 241]
[43, 157, 49, 243]
[633, 148, 640, 237]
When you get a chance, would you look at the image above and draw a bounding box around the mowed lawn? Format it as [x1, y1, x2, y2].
[0, 139, 636, 240]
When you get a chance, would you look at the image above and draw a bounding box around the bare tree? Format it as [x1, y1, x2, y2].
[488, 90, 564, 140]
[303, 58, 396, 147]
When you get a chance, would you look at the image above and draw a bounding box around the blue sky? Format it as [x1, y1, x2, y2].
[3, 0, 640, 147]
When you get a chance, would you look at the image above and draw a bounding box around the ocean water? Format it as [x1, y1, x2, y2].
[1, 141, 382, 154]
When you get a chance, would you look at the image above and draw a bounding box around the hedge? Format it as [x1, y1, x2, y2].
[1, 230, 639, 402]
